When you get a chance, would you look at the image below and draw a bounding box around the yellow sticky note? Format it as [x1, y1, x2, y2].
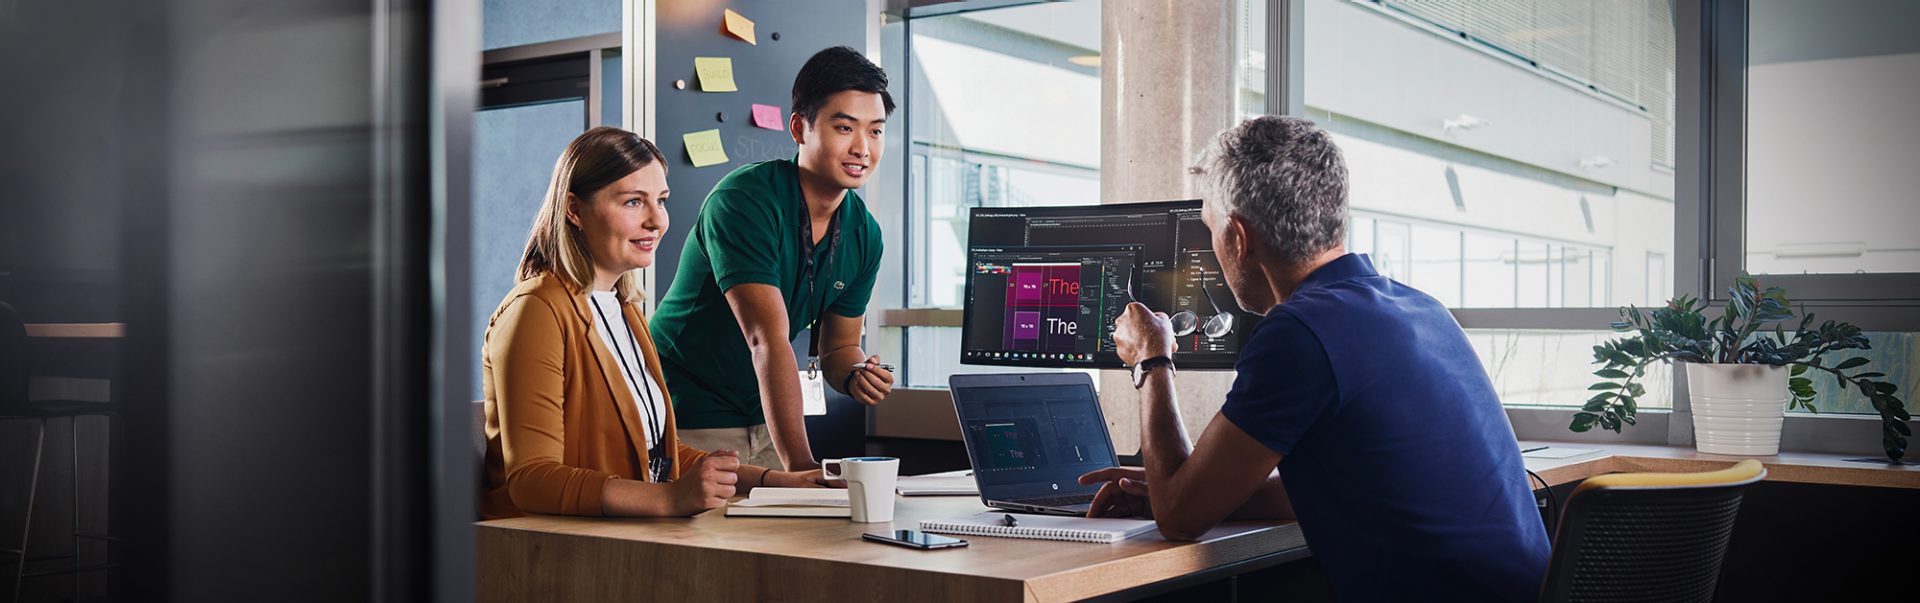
[694, 57, 737, 93]
[723, 9, 756, 45]
[683, 129, 729, 168]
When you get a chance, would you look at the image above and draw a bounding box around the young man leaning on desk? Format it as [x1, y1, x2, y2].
[1077, 116, 1550, 602]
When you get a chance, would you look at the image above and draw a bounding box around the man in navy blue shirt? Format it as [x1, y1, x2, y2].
[1079, 116, 1549, 602]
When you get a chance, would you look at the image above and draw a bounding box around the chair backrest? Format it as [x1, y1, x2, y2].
[0, 301, 27, 408]
[1539, 459, 1767, 603]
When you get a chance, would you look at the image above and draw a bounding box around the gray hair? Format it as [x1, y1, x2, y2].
[1194, 115, 1349, 266]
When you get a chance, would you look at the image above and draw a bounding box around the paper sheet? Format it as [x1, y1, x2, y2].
[1522, 446, 1599, 459]
[751, 103, 784, 130]
[682, 129, 729, 167]
[722, 9, 756, 45]
[694, 57, 737, 92]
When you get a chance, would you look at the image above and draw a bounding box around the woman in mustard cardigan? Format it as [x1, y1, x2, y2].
[481, 127, 826, 519]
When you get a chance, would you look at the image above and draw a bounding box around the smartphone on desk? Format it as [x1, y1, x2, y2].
[862, 530, 968, 550]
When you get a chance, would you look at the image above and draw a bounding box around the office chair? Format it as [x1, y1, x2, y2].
[1539, 459, 1766, 603]
[1, 302, 118, 602]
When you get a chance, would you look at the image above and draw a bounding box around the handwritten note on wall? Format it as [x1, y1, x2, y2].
[694, 57, 738, 92]
[683, 129, 730, 167]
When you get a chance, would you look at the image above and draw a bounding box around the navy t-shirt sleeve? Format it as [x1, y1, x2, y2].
[1220, 309, 1340, 456]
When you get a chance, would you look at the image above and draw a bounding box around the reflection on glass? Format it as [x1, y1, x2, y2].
[908, 1, 1102, 309]
[1786, 332, 1918, 415]
[1466, 329, 1675, 409]
[1411, 225, 1462, 306]
[1746, 0, 1920, 275]
[1518, 241, 1549, 308]
[1307, 0, 1673, 307]
[1463, 232, 1517, 308]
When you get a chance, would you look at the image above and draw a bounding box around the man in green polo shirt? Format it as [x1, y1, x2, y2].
[649, 47, 894, 471]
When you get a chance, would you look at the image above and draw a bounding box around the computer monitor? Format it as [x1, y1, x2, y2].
[959, 200, 1260, 369]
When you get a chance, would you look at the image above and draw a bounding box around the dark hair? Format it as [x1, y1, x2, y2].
[519, 126, 667, 296]
[791, 46, 895, 124]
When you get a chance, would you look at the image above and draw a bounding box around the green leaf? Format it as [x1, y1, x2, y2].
[1582, 399, 1607, 412]
[1834, 357, 1870, 370]
[1569, 413, 1597, 432]
[1627, 382, 1647, 397]
[1874, 382, 1898, 394]
[1590, 382, 1619, 391]
[1790, 363, 1808, 376]
[1595, 369, 1631, 379]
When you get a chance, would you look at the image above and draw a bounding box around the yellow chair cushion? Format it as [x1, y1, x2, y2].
[1572, 459, 1767, 496]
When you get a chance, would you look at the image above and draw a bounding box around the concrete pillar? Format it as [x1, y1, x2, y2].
[1100, 0, 1238, 455]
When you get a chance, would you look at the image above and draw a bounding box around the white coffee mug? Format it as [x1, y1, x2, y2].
[821, 456, 900, 523]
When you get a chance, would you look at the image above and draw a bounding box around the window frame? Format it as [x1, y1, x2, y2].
[1701, 0, 1920, 326]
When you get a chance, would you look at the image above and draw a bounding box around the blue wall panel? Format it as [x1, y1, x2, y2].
[472, 100, 586, 398]
[483, 0, 618, 50]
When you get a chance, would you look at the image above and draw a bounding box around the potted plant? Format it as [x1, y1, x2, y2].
[1573, 273, 1911, 461]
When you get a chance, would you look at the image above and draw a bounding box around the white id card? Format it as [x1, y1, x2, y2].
[798, 370, 828, 416]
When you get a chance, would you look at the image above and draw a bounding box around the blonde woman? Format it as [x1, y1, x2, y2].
[481, 127, 825, 520]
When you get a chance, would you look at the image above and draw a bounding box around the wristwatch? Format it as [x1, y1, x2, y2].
[1131, 356, 1175, 389]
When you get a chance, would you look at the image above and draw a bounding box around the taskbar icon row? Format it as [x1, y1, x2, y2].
[965, 350, 1095, 362]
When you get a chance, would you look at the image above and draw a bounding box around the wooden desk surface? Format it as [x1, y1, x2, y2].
[23, 322, 124, 338]
[1519, 441, 1920, 490]
[478, 495, 1305, 602]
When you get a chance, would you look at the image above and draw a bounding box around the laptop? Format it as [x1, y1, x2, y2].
[948, 373, 1121, 516]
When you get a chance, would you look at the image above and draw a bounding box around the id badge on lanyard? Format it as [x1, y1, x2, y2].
[798, 191, 842, 417]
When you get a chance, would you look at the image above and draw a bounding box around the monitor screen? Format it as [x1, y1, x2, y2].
[960, 200, 1260, 369]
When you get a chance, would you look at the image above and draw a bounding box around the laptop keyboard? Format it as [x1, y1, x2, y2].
[1019, 493, 1096, 508]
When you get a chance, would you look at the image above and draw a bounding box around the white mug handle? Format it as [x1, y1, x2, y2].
[821, 459, 843, 481]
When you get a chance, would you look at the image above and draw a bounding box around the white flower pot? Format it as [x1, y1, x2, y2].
[1685, 363, 1788, 456]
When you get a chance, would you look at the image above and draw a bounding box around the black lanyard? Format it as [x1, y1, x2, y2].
[590, 295, 670, 482]
[798, 188, 843, 373]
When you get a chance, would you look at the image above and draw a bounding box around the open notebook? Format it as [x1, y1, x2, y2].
[919, 511, 1157, 544]
[724, 487, 850, 518]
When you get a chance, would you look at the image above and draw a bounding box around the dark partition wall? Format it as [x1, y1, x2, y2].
[3, 0, 469, 600]
[654, 0, 872, 461]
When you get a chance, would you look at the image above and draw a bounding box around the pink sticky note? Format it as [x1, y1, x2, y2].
[751, 104, 784, 130]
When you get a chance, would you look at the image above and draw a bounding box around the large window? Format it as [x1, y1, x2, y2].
[1745, 0, 1920, 276]
[1304, 0, 1677, 409]
[898, 1, 1102, 387]
[1306, 0, 1677, 311]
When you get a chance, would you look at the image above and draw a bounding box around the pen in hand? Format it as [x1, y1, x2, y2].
[851, 362, 896, 372]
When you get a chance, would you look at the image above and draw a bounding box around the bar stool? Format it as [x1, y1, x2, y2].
[1, 302, 117, 602]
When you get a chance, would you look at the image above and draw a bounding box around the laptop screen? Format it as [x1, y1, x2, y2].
[953, 380, 1116, 499]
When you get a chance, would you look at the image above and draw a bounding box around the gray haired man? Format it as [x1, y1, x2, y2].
[1077, 116, 1549, 602]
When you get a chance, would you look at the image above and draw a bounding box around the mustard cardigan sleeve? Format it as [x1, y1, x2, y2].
[490, 294, 616, 516]
[674, 441, 710, 476]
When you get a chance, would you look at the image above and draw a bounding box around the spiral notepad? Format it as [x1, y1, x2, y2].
[919, 512, 1157, 544]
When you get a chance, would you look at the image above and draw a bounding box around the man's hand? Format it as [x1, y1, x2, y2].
[1078, 466, 1152, 519]
[670, 450, 740, 515]
[1113, 302, 1176, 366]
[763, 468, 838, 489]
[847, 354, 894, 406]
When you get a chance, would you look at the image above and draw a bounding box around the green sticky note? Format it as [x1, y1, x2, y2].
[694, 57, 737, 92]
[683, 129, 729, 168]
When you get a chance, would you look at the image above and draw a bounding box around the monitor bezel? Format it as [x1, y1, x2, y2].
[958, 199, 1243, 370]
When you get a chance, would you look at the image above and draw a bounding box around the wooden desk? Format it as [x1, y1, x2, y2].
[1519, 441, 1920, 490]
[477, 496, 1306, 602]
[23, 322, 124, 338]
